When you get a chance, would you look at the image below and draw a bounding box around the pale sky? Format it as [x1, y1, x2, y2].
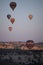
[0, 0, 43, 43]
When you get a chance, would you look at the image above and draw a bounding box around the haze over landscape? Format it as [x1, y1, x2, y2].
[0, 0, 43, 43]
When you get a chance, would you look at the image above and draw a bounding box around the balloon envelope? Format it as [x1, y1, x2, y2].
[10, 18, 15, 24]
[26, 44, 34, 49]
[7, 14, 11, 19]
[28, 14, 33, 20]
[8, 27, 12, 31]
[10, 2, 17, 11]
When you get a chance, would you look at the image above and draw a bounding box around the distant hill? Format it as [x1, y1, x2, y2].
[35, 42, 43, 46]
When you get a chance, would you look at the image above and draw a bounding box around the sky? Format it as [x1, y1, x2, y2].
[0, 0, 43, 43]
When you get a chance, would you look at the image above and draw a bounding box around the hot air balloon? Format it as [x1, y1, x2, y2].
[28, 14, 33, 20]
[10, 2, 17, 11]
[26, 40, 34, 49]
[8, 27, 12, 31]
[10, 18, 15, 24]
[7, 14, 11, 19]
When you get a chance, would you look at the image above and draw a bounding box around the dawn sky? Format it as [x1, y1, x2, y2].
[0, 0, 43, 43]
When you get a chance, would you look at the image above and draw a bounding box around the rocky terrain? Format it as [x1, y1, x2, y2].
[0, 49, 43, 65]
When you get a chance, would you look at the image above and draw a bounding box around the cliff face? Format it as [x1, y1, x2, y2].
[0, 42, 43, 50]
